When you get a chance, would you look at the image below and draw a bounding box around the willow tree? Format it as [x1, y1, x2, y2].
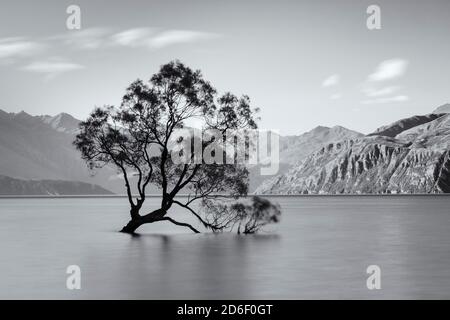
[74, 61, 280, 233]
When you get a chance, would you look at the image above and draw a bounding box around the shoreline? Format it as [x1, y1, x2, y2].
[0, 193, 449, 199]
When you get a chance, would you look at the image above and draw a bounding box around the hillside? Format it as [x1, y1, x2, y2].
[0, 175, 113, 195]
[0, 110, 120, 193]
[257, 110, 450, 194]
[248, 125, 363, 190]
[279, 125, 363, 165]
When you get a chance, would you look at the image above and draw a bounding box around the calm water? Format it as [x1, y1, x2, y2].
[0, 196, 449, 299]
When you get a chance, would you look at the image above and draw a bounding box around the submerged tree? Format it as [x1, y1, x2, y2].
[74, 60, 280, 234]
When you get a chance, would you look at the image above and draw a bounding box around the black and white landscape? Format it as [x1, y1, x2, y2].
[1, 0, 450, 301]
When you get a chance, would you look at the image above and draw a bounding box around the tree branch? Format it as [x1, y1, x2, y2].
[172, 200, 221, 231]
[160, 217, 200, 233]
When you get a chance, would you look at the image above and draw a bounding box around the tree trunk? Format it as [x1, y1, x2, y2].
[120, 208, 200, 234]
[120, 219, 143, 233]
[120, 208, 166, 233]
[130, 207, 140, 220]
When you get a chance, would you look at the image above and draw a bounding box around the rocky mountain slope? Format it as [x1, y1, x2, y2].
[279, 125, 363, 164]
[248, 126, 363, 190]
[256, 107, 450, 194]
[0, 175, 113, 195]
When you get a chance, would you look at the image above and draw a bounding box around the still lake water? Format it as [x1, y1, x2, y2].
[0, 196, 449, 299]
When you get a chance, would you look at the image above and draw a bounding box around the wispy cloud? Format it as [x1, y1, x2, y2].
[111, 28, 157, 47]
[21, 58, 84, 79]
[149, 30, 218, 49]
[2, 27, 219, 79]
[361, 95, 409, 104]
[0, 37, 44, 60]
[322, 74, 340, 87]
[53, 27, 112, 50]
[368, 59, 408, 81]
[111, 28, 219, 50]
[360, 59, 409, 104]
[362, 85, 401, 97]
[330, 93, 342, 100]
[2, 27, 219, 59]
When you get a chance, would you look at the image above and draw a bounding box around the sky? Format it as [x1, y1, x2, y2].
[0, 0, 449, 135]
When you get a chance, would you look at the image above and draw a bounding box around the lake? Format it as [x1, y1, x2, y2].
[0, 196, 449, 299]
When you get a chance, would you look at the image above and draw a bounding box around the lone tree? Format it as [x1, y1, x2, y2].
[74, 61, 280, 234]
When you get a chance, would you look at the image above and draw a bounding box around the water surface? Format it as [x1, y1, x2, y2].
[0, 196, 449, 299]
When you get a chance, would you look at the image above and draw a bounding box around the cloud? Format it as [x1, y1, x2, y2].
[322, 74, 340, 87]
[362, 85, 401, 97]
[2, 27, 218, 64]
[21, 59, 84, 79]
[2, 27, 219, 78]
[149, 30, 218, 49]
[111, 28, 219, 49]
[0, 37, 44, 60]
[52, 28, 112, 50]
[111, 28, 156, 47]
[361, 62, 408, 104]
[368, 59, 408, 81]
[330, 93, 342, 100]
[361, 95, 409, 104]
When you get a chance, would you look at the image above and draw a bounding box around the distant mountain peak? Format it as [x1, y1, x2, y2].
[310, 125, 330, 132]
[433, 103, 450, 114]
[14, 110, 33, 118]
[0, 108, 81, 134]
[55, 112, 75, 119]
[277, 125, 363, 166]
[50, 112, 78, 123]
[41, 112, 80, 133]
[331, 125, 353, 132]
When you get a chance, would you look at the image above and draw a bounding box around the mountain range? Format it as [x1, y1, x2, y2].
[256, 104, 450, 194]
[0, 108, 364, 195]
[0, 175, 112, 196]
[0, 104, 449, 195]
[0, 110, 123, 195]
